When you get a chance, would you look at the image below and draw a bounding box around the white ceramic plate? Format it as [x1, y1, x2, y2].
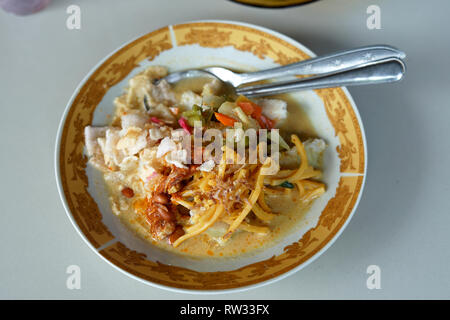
[55, 20, 367, 293]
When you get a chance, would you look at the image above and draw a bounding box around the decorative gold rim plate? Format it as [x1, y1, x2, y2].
[55, 20, 366, 293]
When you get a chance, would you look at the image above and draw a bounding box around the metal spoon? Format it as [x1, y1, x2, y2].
[162, 45, 405, 87]
[236, 57, 406, 97]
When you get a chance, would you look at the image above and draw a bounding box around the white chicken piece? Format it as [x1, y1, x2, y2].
[171, 128, 189, 142]
[118, 155, 139, 172]
[256, 98, 288, 127]
[139, 147, 165, 173]
[198, 159, 215, 172]
[126, 74, 151, 108]
[156, 137, 177, 158]
[201, 78, 223, 96]
[279, 138, 327, 169]
[84, 126, 107, 157]
[116, 127, 148, 156]
[126, 74, 176, 110]
[148, 125, 171, 144]
[304, 138, 327, 168]
[180, 90, 203, 109]
[97, 128, 125, 168]
[137, 161, 156, 183]
[165, 149, 189, 169]
[121, 113, 147, 130]
[84, 126, 108, 170]
[149, 80, 176, 105]
[146, 103, 177, 124]
[149, 127, 163, 141]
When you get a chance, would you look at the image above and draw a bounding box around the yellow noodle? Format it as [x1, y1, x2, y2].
[269, 135, 308, 185]
[298, 167, 321, 180]
[236, 222, 269, 234]
[302, 187, 325, 202]
[265, 167, 320, 185]
[295, 181, 305, 198]
[187, 204, 215, 226]
[174, 204, 224, 247]
[235, 168, 247, 180]
[252, 202, 276, 221]
[301, 180, 325, 190]
[270, 169, 294, 180]
[221, 216, 269, 234]
[263, 186, 288, 194]
[257, 192, 272, 212]
[218, 149, 227, 179]
[199, 174, 210, 192]
[224, 158, 271, 239]
[171, 198, 194, 210]
[181, 189, 194, 197]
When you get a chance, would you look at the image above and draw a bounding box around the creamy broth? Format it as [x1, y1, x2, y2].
[172, 77, 213, 96]
[275, 93, 317, 140]
[113, 182, 311, 258]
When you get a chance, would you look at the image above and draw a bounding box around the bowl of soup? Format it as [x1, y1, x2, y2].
[55, 20, 366, 293]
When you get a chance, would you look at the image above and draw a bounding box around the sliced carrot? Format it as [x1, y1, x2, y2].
[252, 104, 262, 118]
[236, 95, 273, 128]
[236, 101, 255, 115]
[237, 99, 263, 117]
[214, 112, 237, 126]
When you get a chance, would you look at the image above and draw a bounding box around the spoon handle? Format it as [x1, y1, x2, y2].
[236, 57, 406, 97]
[237, 45, 406, 86]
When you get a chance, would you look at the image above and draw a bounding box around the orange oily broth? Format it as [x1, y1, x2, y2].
[107, 77, 319, 258]
[111, 184, 311, 258]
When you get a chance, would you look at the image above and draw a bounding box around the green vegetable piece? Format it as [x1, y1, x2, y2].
[203, 108, 214, 124]
[279, 181, 294, 189]
[192, 104, 202, 113]
[268, 132, 290, 150]
[181, 104, 203, 126]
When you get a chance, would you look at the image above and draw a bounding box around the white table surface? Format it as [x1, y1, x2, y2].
[1, 0, 449, 299]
